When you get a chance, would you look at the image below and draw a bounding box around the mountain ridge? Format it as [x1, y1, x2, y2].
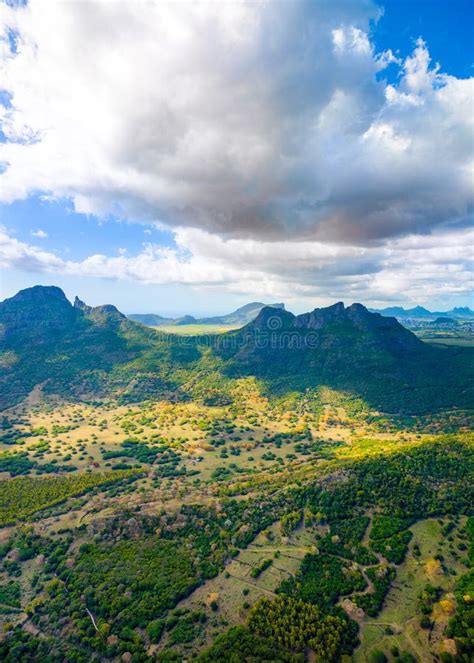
[370, 304, 474, 320]
[0, 286, 472, 415]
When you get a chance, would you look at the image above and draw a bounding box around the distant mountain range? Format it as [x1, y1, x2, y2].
[128, 302, 286, 327]
[129, 302, 474, 327]
[370, 305, 474, 320]
[1, 286, 472, 415]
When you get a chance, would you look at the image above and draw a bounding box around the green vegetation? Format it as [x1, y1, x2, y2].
[353, 566, 396, 616]
[317, 515, 377, 564]
[198, 625, 302, 662]
[281, 511, 301, 535]
[371, 515, 411, 540]
[0, 450, 75, 476]
[0, 287, 473, 661]
[308, 438, 473, 521]
[0, 470, 138, 525]
[247, 595, 348, 661]
[0, 581, 21, 608]
[53, 538, 199, 627]
[370, 530, 412, 564]
[444, 517, 474, 662]
[249, 557, 273, 578]
[279, 553, 367, 608]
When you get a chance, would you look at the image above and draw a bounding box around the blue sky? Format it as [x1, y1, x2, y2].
[0, 0, 472, 315]
[372, 0, 474, 80]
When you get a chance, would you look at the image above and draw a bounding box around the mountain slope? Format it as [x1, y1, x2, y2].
[0, 287, 472, 414]
[213, 303, 473, 413]
[0, 287, 168, 409]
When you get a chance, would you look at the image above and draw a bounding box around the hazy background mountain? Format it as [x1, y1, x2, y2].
[128, 302, 286, 327]
[129, 302, 473, 328]
[370, 305, 474, 320]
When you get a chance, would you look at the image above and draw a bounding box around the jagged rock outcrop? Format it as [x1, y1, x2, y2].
[243, 301, 423, 355]
[74, 296, 92, 314]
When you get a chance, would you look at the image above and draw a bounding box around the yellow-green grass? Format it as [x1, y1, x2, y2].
[415, 331, 474, 347]
[1, 388, 465, 514]
[160, 522, 315, 656]
[424, 337, 474, 347]
[151, 323, 241, 335]
[354, 517, 469, 663]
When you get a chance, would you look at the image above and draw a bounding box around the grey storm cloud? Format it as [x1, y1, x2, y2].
[1, 0, 472, 246]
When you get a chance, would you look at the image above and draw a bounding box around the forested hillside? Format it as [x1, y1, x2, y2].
[1, 287, 473, 414]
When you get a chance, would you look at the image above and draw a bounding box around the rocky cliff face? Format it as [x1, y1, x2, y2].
[73, 296, 92, 314]
[0, 286, 128, 341]
[0, 286, 78, 340]
[239, 301, 423, 356]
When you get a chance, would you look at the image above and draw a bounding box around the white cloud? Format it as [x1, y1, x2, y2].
[31, 228, 48, 238]
[0, 225, 472, 307]
[0, 0, 472, 306]
[0, 0, 471, 245]
[0, 226, 62, 272]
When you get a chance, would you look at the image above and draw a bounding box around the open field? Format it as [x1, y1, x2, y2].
[150, 323, 241, 335]
[355, 517, 470, 663]
[415, 331, 474, 347]
[160, 521, 317, 656]
[0, 382, 472, 661]
[1, 382, 472, 529]
[0, 375, 470, 483]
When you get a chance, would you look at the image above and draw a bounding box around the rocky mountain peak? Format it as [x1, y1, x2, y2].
[74, 296, 92, 313]
[250, 306, 296, 330]
[89, 304, 126, 321]
[8, 285, 70, 305]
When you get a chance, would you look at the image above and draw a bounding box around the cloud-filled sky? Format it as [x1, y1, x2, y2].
[0, 0, 473, 315]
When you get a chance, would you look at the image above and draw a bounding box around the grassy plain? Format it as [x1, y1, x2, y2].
[355, 517, 469, 662]
[0, 381, 472, 660]
[151, 324, 240, 335]
[1, 380, 471, 527]
[415, 331, 474, 347]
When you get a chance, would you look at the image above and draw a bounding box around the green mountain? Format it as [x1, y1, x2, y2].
[214, 303, 473, 413]
[0, 287, 472, 414]
[128, 301, 285, 327]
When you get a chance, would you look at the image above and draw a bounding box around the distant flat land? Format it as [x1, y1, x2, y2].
[156, 324, 474, 343]
[421, 336, 474, 347]
[415, 330, 474, 347]
[152, 323, 241, 335]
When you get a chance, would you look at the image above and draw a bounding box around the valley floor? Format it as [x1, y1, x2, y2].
[0, 382, 472, 662]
